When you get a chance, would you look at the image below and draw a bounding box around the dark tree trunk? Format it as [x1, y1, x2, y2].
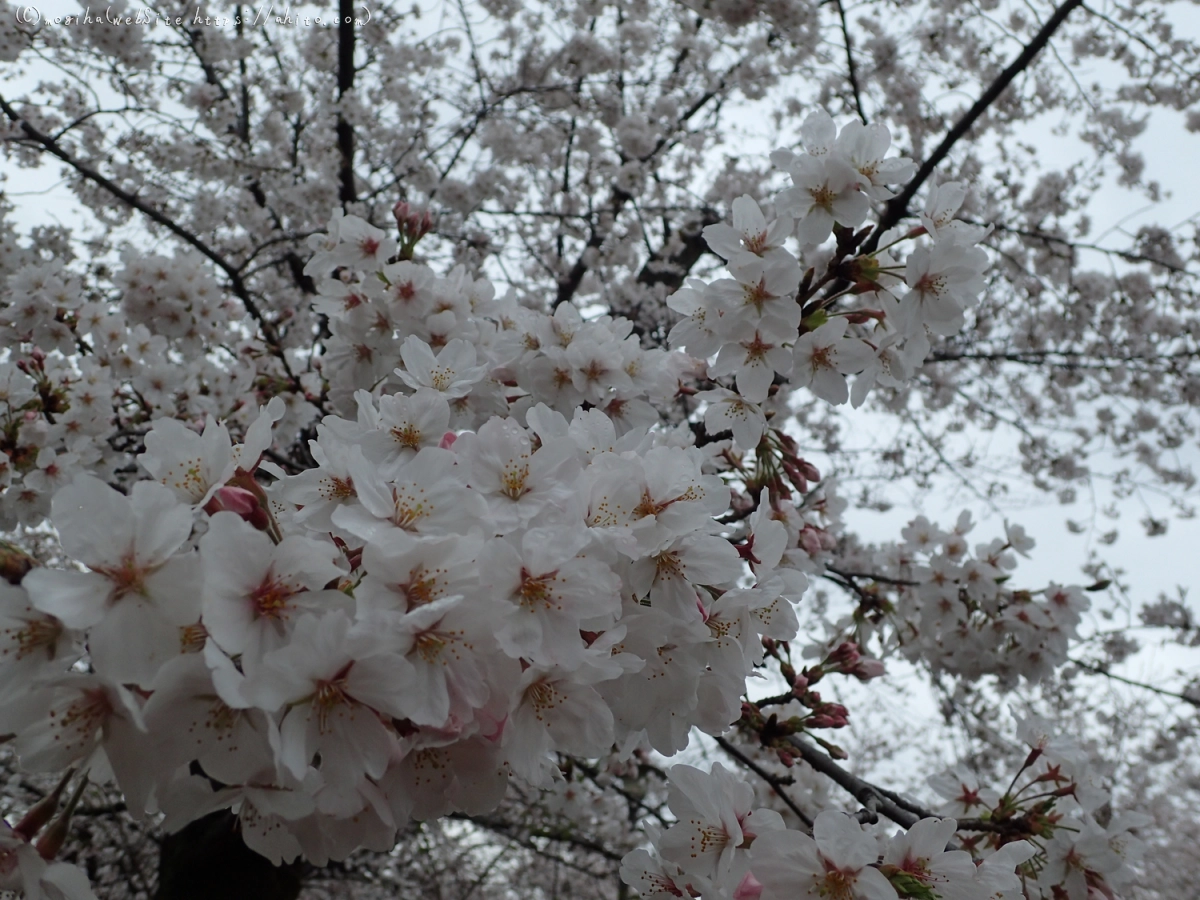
[155, 811, 302, 900]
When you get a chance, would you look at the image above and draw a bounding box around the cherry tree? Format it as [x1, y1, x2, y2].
[0, 0, 1197, 898]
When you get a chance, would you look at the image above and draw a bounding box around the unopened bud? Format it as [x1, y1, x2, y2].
[829, 642, 861, 665]
[392, 200, 412, 229]
[209, 485, 258, 517]
[0, 540, 37, 585]
[13, 770, 72, 841]
[798, 526, 824, 557]
[34, 813, 70, 860]
[849, 658, 886, 681]
[733, 871, 764, 900]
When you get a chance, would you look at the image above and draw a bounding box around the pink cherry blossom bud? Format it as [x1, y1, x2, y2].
[210, 485, 258, 517]
[34, 813, 70, 860]
[393, 200, 412, 229]
[798, 526, 824, 556]
[791, 674, 809, 694]
[438, 431, 458, 449]
[13, 771, 71, 841]
[782, 460, 809, 494]
[829, 641, 861, 665]
[733, 872, 764, 900]
[849, 658, 886, 681]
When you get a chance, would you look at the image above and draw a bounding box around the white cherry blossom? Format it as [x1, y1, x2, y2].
[749, 810, 898, 900]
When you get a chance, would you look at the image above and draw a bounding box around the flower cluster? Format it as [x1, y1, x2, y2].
[832, 514, 1092, 685]
[0, 115, 1139, 900]
[1, 378, 809, 873]
[668, 111, 990, 439]
[306, 212, 685, 429]
[928, 715, 1150, 900]
[622, 761, 1035, 900]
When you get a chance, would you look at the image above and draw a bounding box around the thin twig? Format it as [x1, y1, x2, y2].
[834, 0, 867, 122]
[1069, 657, 1200, 707]
[715, 735, 814, 828]
[863, 0, 1085, 253]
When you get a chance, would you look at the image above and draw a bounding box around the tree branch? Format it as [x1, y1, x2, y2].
[1070, 657, 1200, 707]
[786, 735, 926, 828]
[337, 0, 357, 205]
[863, 0, 1085, 254]
[715, 735, 814, 827]
[0, 93, 311, 404]
[834, 0, 867, 123]
[636, 207, 722, 292]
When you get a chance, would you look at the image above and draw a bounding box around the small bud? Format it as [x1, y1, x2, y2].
[13, 770, 72, 841]
[208, 485, 258, 518]
[0, 540, 37, 585]
[733, 871, 764, 900]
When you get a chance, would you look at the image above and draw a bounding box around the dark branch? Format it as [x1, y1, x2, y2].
[715, 735, 814, 828]
[636, 207, 722, 292]
[834, 0, 867, 123]
[1070, 657, 1200, 707]
[786, 735, 925, 828]
[337, 0, 357, 205]
[0, 93, 313, 407]
[863, 0, 1085, 253]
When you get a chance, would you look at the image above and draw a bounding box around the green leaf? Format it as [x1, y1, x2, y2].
[886, 871, 940, 900]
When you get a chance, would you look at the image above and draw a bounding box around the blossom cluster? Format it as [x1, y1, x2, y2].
[927, 715, 1149, 900]
[0, 387, 809, 884]
[668, 110, 989, 445]
[627, 711, 1149, 900]
[306, 209, 685, 429]
[825, 514, 1092, 686]
[0, 252, 266, 531]
[622, 761, 1034, 900]
[0, 113, 1141, 900]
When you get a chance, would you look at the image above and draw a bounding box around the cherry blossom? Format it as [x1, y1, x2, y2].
[749, 810, 898, 900]
[23, 476, 200, 687]
[792, 319, 875, 406]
